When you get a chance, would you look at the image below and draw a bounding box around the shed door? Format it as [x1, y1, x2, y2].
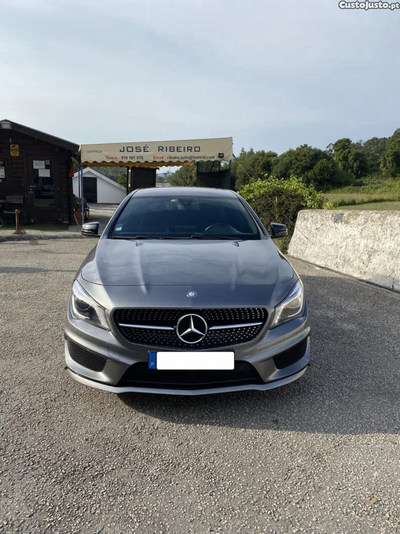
[83, 176, 97, 203]
[26, 156, 61, 223]
[0, 158, 9, 199]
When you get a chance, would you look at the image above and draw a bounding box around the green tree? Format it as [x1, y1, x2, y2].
[117, 170, 127, 188]
[362, 136, 388, 159]
[332, 138, 369, 179]
[380, 138, 400, 177]
[94, 167, 121, 182]
[232, 149, 278, 189]
[272, 145, 341, 187]
[347, 149, 369, 178]
[304, 158, 342, 188]
[350, 129, 400, 175]
[359, 138, 385, 174]
[390, 128, 400, 141]
[169, 165, 197, 186]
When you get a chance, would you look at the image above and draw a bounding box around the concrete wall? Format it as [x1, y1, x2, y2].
[288, 210, 400, 291]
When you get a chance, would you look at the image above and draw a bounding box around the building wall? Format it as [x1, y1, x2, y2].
[73, 170, 126, 204]
[0, 130, 74, 224]
[97, 177, 126, 204]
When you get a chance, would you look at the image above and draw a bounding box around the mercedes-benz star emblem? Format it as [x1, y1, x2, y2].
[176, 314, 208, 344]
[186, 291, 197, 298]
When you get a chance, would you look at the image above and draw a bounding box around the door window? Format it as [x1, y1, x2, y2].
[33, 160, 54, 206]
[0, 161, 5, 183]
[0, 160, 8, 198]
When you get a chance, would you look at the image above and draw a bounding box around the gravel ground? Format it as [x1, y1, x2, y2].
[0, 204, 117, 242]
[0, 230, 82, 242]
[0, 239, 399, 534]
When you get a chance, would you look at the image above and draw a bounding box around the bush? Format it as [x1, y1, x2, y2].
[239, 177, 330, 251]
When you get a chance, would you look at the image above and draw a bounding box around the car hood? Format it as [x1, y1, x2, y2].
[80, 239, 296, 309]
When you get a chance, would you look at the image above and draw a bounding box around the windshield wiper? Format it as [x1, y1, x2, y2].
[112, 234, 242, 241]
[113, 235, 162, 240]
[190, 234, 241, 240]
[113, 235, 147, 240]
[112, 235, 185, 240]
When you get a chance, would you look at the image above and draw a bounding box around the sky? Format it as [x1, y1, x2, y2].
[1, 0, 399, 155]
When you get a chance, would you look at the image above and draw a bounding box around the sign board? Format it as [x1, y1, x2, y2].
[80, 137, 233, 167]
[10, 144, 19, 157]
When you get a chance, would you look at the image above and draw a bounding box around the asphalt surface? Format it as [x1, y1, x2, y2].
[0, 239, 399, 534]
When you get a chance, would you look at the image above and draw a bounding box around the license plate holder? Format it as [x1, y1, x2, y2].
[148, 351, 234, 371]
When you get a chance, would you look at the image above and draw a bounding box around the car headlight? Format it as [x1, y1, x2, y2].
[271, 280, 305, 328]
[70, 280, 110, 330]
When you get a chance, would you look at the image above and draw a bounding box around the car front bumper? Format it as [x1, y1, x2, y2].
[66, 364, 308, 396]
[64, 305, 310, 396]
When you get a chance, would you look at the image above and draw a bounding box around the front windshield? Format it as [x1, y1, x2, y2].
[110, 195, 261, 240]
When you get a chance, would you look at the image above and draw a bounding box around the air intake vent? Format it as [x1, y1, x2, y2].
[273, 338, 308, 369]
[67, 339, 107, 372]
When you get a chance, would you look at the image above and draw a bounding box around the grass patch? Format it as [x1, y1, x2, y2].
[325, 193, 396, 203]
[326, 177, 400, 199]
[337, 201, 400, 211]
[325, 176, 400, 209]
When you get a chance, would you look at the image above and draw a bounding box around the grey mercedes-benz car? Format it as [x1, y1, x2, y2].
[65, 187, 310, 395]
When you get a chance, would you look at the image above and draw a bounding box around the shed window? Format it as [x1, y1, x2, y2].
[33, 160, 54, 206]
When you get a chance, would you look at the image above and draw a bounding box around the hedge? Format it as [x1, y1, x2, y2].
[239, 177, 331, 251]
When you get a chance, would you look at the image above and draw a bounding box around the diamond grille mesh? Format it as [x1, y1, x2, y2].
[113, 308, 267, 349]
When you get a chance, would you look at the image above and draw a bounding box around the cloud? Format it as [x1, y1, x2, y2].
[1, 0, 399, 151]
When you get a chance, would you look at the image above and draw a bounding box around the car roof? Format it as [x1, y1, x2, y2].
[133, 187, 237, 198]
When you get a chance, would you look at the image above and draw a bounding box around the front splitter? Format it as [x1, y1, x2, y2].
[66, 366, 308, 397]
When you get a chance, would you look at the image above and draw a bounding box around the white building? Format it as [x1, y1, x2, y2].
[73, 167, 126, 204]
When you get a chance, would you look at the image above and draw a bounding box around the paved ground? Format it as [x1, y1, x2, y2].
[0, 239, 399, 534]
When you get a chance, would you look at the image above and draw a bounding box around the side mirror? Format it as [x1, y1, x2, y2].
[81, 222, 100, 237]
[270, 222, 288, 239]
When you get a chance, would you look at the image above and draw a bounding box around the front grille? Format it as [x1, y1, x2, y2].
[118, 361, 263, 390]
[67, 339, 107, 372]
[113, 308, 268, 349]
[273, 338, 308, 369]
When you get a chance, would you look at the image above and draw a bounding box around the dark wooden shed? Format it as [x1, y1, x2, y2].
[0, 120, 79, 224]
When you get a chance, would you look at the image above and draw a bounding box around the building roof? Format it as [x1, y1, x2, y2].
[0, 119, 79, 153]
[73, 167, 126, 191]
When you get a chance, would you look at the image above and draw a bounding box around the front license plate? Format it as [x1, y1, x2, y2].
[148, 351, 234, 371]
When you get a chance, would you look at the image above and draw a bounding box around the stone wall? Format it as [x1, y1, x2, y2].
[288, 210, 400, 291]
